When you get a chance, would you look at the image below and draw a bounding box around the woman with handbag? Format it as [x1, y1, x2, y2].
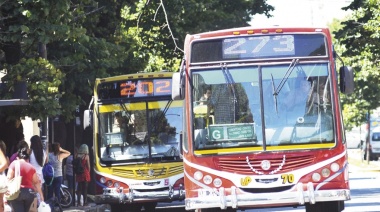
[6, 144, 44, 212]
[0, 140, 9, 212]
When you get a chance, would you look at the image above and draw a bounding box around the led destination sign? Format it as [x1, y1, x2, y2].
[98, 78, 172, 100]
[191, 34, 327, 63]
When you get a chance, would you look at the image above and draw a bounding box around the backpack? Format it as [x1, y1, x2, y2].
[72, 157, 84, 175]
[42, 162, 54, 186]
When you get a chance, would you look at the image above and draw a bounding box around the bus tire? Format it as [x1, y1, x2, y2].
[305, 201, 344, 212]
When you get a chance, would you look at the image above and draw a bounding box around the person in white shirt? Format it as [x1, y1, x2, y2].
[29, 135, 47, 204]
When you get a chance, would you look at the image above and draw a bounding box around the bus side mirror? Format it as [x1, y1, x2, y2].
[339, 66, 354, 94]
[83, 109, 93, 129]
[179, 131, 183, 156]
[172, 72, 184, 100]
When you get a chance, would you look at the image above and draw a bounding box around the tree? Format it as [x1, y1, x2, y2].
[334, 0, 380, 129]
[0, 0, 274, 122]
[124, 0, 274, 72]
[0, 0, 274, 153]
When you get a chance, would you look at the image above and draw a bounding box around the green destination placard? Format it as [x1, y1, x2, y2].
[208, 124, 255, 141]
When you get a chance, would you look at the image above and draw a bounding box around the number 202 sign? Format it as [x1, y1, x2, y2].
[120, 79, 172, 97]
[222, 35, 295, 59]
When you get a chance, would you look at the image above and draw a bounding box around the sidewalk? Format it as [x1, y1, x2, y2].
[63, 195, 110, 212]
[348, 150, 380, 172]
[62, 203, 110, 212]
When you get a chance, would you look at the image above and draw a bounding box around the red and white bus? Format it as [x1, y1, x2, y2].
[172, 27, 354, 212]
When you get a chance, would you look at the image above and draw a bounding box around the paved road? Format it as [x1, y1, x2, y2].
[63, 148, 380, 212]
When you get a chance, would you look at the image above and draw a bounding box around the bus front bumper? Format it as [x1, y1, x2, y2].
[94, 186, 185, 204]
[185, 183, 350, 210]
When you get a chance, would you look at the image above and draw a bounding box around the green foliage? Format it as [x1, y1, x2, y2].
[0, 0, 274, 121]
[334, 0, 380, 128]
[122, 0, 274, 71]
[1, 58, 64, 120]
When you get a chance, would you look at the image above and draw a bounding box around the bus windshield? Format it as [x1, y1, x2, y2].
[98, 100, 182, 163]
[192, 62, 334, 152]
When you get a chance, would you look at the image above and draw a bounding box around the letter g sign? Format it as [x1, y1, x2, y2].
[212, 130, 221, 139]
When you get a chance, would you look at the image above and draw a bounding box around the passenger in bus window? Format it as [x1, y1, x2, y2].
[113, 112, 134, 146]
[199, 86, 212, 105]
[193, 85, 213, 129]
[113, 112, 127, 133]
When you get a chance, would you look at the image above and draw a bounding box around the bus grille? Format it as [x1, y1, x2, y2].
[240, 185, 294, 193]
[217, 154, 315, 175]
[112, 164, 183, 179]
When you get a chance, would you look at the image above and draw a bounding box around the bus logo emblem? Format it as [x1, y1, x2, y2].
[261, 160, 271, 170]
[241, 176, 252, 186]
[148, 169, 155, 177]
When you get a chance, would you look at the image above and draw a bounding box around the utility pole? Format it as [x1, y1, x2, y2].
[366, 111, 370, 164]
[38, 42, 49, 143]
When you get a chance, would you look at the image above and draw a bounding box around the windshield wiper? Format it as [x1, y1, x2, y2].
[271, 75, 278, 114]
[272, 59, 299, 114]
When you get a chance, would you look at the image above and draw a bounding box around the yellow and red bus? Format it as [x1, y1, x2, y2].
[171, 27, 354, 212]
[85, 72, 184, 211]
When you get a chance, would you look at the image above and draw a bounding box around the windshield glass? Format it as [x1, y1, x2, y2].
[192, 63, 334, 152]
[98, 100, 182, 163]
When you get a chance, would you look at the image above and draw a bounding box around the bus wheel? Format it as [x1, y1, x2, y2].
[305, 201, 344, 212]
[143, 202, 158, 211]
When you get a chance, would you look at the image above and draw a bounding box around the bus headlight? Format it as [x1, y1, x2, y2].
[213, 178, 222, 187]
[106, 180, 113, 187]
[100, 177, 106, 184]
[114, 182, 120, 188]
[330, 163, 339, 172]
[321, 168, 330, 177]
[203, 175, 212, 185]
[194, 171, 203, 181]
[312, 173, 321, 182]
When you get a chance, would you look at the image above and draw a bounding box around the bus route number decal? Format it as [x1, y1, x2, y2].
[223, 35, 295, 58]
[281, 174, 294, 184]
